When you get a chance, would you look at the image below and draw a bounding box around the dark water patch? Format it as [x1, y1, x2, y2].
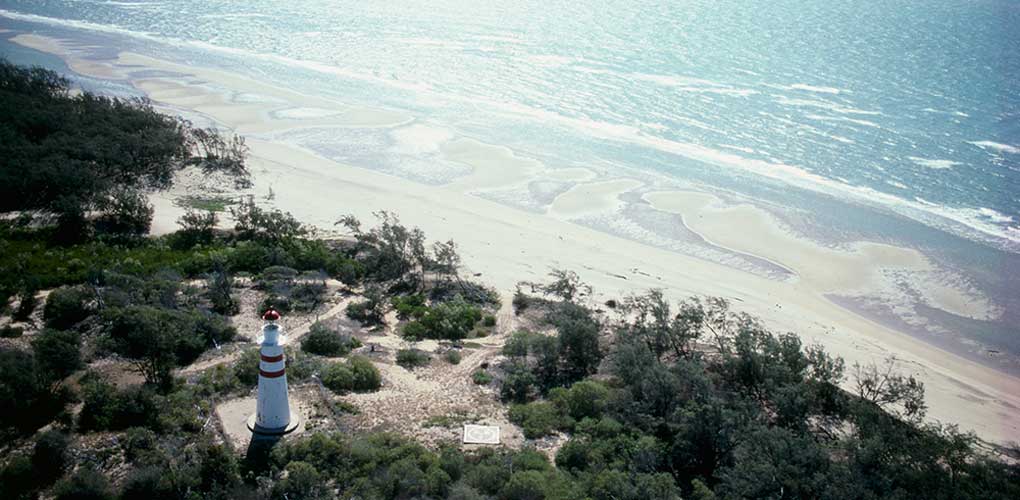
[826, 294, 1020, 377]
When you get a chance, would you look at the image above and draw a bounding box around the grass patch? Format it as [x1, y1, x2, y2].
[175, 195, 235, 213]
[472, 369, 493, 385]
[423, 411, 472, 428]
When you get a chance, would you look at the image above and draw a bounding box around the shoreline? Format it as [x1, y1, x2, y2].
[7, 32, 1020, 446]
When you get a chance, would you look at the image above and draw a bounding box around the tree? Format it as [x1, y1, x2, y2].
[93, 188, 154, 238]
[52, 467, 115, 500]
[0, 60, 250, 240]
[271, 461, 328, 499]
[174, 209, 217, 248]
[32, 430, 71, 484]
[715, 426, 851, 500]
[31, 328, 83, 383]
[345, 284, 386, 325]
[619, 291, 704, 361]
[206, 263, 238, 315]
[0, 347, 68, 433]
[432, 239, 461, 283]
[230, 198, 305, 243]
[43, 285, 94, 330]
[550, 302, 602, 383]
[535, 269, 591, 303]
[301, 321, 356, 357]
[853, 358, 927, 422]
[337, 212, 427, 285]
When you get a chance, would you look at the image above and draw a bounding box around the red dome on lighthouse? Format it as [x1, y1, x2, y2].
[262, 308, 281, 321]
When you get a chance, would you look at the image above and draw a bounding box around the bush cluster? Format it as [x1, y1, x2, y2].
[43, 285, 94, 329]
[301, 321, 360, 357]
[396, 348, 431, 370]
[400, 297, 482, 341]
[321, 356, 382, 394]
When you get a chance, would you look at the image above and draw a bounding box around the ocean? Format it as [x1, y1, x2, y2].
[2, 0, 1019, 370]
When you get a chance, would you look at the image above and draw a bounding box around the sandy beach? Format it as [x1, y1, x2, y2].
[11, 33, 1020, 446]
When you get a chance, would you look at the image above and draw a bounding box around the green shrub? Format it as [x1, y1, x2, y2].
[321, 356, 381, 394]
[472, 370, 493, 385]
[512, 287, 530, 315]
[502, 330, 536, 358]
[173, 209, 218, 249]
[406, 298, 482, 341]
[0, 325, 24, 338]
[32, 430, 70, 483]
[392, 294, 427, 320]
[120, 466, 175, 499]
[228, 241, 272, 273]
[401, 320, 428, 340]
[233, 348, 260, 386]
[53, 467, 115, 500]
[396, 348, 431, 370]
[444, 349, 462, 365]
[78, 377, 160, 431]
[483, 315, 497, 327]
[284, 348, 324, 382]
[500, 362, 538, 404]
[321, 363, 354, 394]
[43, 285, 94, 329]
[257, 265, 298, 288]
[0, 347, 70, 432]
[121, 427, 161, 464]
[206, 268, 238, 315]
[549, 380, 609, 423]
[270, 461, 327, 500]
[301, 321, 357, 357]
[347, 355, 382, 391]
[509, 401, 565, 439]
[290, 282, 327, 312]
[291, 240, 332, 271]
[327, 256, 365, 286]
[31, 328, 83, 383]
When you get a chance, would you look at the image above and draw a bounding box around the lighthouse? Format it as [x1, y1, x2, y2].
[247, 308, 300, 436]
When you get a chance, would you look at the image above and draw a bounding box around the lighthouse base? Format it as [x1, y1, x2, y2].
[247, 411, 300, 436]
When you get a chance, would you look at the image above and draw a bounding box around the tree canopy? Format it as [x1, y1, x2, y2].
[0, 59, 250, 239]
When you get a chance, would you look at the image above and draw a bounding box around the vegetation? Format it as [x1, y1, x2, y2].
[301, 321, 360, 357]
[444, 349, 462, 365]
[321, 356, 382, 394]
[471, 369, 493, 386]
[396, 348, 431, 370]
[401, 297, 483, 341]
[0, 59, 250, 242]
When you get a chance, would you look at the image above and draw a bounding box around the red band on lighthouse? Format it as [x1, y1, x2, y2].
[261, 353, 284, 362]
[260, 368, 286, 378]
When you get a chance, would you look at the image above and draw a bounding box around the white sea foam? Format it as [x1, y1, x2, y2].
[908, 157, 960, 170]
[805, 114, 881, 128]
[774, 96, 882, 116]
[274, 107, 344, 119]
[788, 83, 846, 94]
[390, 124, 453, 154]
[969, 141, 1020, 154]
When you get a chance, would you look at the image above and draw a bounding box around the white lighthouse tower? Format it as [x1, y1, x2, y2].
[247, 308, 299, 436]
